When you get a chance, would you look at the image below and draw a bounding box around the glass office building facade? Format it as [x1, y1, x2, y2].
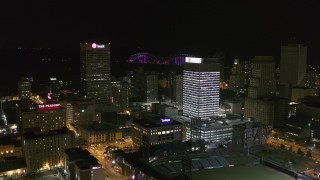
[80, 43, 111, 104]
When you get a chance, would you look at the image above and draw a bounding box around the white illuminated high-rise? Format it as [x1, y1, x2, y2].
[183, 57, 220, 118]
[80, 43, 111, 104]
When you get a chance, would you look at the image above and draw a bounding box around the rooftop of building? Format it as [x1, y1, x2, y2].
[192, 165, 291, 180]
[133, 117, 182, 128]
[0, 157, 27, 173]
[0, 134, 22, 147]
[298, 96, 320, 108]
[122, 151, 171, 180]
[20, 103, 65, 113]
[65, 148, 91, 162]
[65, 148, 100, 170]
[23, 127, 71, 140]
[122, 145, 231, 180]
[75, 159, 101, 170]
[292, 86, 316, 90]
[79, 121, 114, 132]
[233, 121, 271, 130]
[252, 56, 274, 62]
[189, 115, 248, 129]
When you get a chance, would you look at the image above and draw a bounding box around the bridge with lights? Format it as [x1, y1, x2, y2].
[127, 53, 195, 66]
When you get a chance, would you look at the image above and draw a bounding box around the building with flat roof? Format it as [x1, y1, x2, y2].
[232, 122, 272, 152]
[0, 157, 27, 179]
[0, 135, 26, 178]
[17, 103, 66, 133]
[23, 128, 74, 171]
[64, 148, 104, 180]
[78, 124, 122, 145]
[0, 135, 23, 159]
[291, 87, 317, 102]
[18, 77, 32, 100]
[132, 117, 182, 147]
[244, 56, 277, 127]
[80, 43, 111, 105]
[172, 115, 249, 145]
[172, 74, 183, 110]
[72, 98, 95, 126]
[131, 70, 158, 103]
[229, 58, 242, 93]
[183, 58, 220, 118]
[280, 44, 307, 99]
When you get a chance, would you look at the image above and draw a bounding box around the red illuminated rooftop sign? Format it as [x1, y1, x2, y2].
[38, 104, 61, 111]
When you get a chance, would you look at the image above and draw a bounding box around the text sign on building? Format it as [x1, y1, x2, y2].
[38, 104, 61, 111]
[161, 117, 172, 125]
[92, 166, 101, 170]
[185, 57, 202, 64]
[92, 43, 105, 49]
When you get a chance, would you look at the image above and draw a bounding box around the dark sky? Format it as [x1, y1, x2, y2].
[0, 0, 320, 64]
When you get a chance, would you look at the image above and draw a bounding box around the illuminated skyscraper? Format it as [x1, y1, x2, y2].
[183, 57, 220, 118]
[80, 43, 111, 104]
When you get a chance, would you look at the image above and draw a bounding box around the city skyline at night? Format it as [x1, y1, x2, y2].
[1, 1, 320, 179]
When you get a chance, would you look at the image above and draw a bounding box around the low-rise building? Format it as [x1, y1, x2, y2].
[0, 135, 26, 178]
[224, 100, 243, 115]
[0, 135, 23, 158]
[291, 87, 317, 102]
[132, 117, 182, 147]
[173, 115, 249, 146]
[64, 148, 104, 180]
[79, 124, 122, 145]
[232, 122, 272, 152]
[72, 99, 96, 126]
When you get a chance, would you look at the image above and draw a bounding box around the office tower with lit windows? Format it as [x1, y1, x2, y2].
[18, 78, 32, 100]
[279, 44, 307, 99]
[80, 43, 111, 105]
[183, 57, 220, 118]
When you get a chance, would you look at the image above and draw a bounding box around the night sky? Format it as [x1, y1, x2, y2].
[1, 1, 319, 61]
[0, 1, 319, 95]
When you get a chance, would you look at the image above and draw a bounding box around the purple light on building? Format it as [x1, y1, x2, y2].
[161, 117, 172, 125]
